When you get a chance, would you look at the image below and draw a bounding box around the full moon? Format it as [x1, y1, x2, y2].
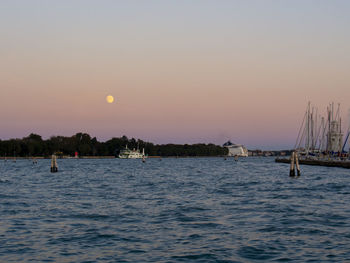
[106, 95, 114, 103]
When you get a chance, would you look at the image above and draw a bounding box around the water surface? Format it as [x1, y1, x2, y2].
[0, 157, 349, 262]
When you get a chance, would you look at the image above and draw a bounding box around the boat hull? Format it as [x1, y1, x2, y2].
[118, 155, 146, 159]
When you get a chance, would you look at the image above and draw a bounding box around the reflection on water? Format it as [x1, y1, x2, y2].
[0, 157, 350, 262]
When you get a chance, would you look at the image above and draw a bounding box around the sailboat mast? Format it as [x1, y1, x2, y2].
[294, 111, 307, 150]
[306, 102, 310, 153]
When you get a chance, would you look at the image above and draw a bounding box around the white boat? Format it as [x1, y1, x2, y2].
[118, 145, 147, 159]
[223, 141, 248, 157]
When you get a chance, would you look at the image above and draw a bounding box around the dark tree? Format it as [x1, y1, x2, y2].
[0, 133, 229, 157]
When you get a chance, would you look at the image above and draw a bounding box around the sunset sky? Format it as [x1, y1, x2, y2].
[1, 0, 350, 149]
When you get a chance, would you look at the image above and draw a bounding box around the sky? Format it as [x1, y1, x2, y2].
[1, 0, 350, 149]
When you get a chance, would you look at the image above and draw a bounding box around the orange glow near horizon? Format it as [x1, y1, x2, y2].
[1, 1, 350, 149]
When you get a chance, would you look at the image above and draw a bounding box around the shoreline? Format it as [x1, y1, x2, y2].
[0, 155, 265, 160]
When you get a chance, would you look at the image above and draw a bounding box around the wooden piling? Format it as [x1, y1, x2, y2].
[50, 155, 58, 173]
[290, 152, 295, 176]
[295, 152, 301, 176]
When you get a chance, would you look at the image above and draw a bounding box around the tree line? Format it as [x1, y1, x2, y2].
[0, 133, 228, 157]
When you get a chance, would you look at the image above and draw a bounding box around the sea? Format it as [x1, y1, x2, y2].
[0, 157, 349, 262]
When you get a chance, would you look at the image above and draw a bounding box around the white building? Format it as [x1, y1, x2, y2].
[327, 120, 343, 153]
[223, 141, 248, 157]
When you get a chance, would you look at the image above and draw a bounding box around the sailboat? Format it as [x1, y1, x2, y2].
[276, 102, 350, 168]
[294, 102, 348, 158]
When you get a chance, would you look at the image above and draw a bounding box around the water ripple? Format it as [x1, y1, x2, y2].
[0, 158, 350, 262]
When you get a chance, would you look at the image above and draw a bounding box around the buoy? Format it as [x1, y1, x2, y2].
[50, 155, 58, 172]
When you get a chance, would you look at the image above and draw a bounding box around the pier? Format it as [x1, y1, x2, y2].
[276, 157, 350, 169]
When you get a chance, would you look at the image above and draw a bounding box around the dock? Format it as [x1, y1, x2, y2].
[275, 157, 350, 169]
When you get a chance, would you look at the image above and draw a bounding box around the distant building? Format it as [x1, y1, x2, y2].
[327, 120, 343, 152]
[223, 141, 248, 157]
